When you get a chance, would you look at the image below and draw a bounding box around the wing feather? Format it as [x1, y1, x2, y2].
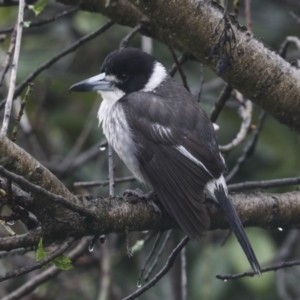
[121, 78, 225, 239]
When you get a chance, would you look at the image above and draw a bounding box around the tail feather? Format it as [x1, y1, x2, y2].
[214, 185, 261, 275]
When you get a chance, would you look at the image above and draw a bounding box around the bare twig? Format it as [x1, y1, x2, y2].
[197, 64, 205, 103]
[276, 269, 293, 300]
[228, 176, 300, 192]
[168, 52, 190, 77]
[0, 7, 78, 35]
[165, 35, 190, 91]
[47, 143, 104, 177]
[0, 228, 42, 252]
[74, 176, 136, 188]
[97, 242, 111, 300]
[125, 226, 132, 257]
[137, 231, 162, 287]
[290, 12, 300, 25]
[0, 237, 74, 282]
[108, 145, 114, 197]
[1, 0, 25, 135]
[0, 20, 115, 110]
[276, 230, 299, 261]
[180, 246, 187, 300]
[2, 238, 90, 300]
[123, 236, 189, 300]
[120, 24, 142, 48]
[245, 0, 252, 31]
[60, 101, 98, 172]
[0, 26, 16, 87]
[0, 247, 33, 259]
[0, 165, 95, 218]
[210, 84, 233, 123]
[144, 230, 172, 282]
[226, 110, 266, 182]
[11, 83, 33, 142]
[219, 98, 253, 153]
[216, 260, 300, 281]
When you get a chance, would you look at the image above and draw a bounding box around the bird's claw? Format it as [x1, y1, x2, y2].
[123, 188, 146, 199]
[123, 189, 161, 215]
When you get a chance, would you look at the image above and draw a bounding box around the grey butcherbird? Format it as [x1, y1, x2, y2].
[70, 47, 261, 274]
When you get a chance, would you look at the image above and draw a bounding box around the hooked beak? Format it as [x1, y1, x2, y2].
[69, 73, 114, 92]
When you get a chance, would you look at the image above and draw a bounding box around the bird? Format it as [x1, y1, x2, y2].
[70, 47, 261, 274]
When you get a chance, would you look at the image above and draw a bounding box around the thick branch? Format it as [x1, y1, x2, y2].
[1, 135, 300, 252]
[57, 0, 300, 133]
[0, 136, 72, 199]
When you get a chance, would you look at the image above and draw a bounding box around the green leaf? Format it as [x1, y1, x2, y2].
[52, 255, 73, 270]
[28, 0, 49, 16]
[36, 238, 47, 262]
[23, 21, 31, 28]
[131, 240, 144, 255]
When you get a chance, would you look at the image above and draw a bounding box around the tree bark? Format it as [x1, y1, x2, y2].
[1, 135, 300, 252]
[58, 0, 300, 133]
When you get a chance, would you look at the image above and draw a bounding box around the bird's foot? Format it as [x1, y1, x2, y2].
[123, 189, 161, 215]
[123, 188, 147, 199]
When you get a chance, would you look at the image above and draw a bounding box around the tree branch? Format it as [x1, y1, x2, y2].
[57, 0, 300, 133]
[2, 238, 90, 300]
[0, 237, 74, 282]
[1, 135, 300, 253]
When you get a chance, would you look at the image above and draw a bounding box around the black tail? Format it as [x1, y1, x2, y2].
[214, 185, 261, 275]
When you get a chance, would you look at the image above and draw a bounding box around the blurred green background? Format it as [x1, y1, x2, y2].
[0, 0, 300, 299]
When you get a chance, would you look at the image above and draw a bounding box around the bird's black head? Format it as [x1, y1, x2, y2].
[70, 48, 167, 95]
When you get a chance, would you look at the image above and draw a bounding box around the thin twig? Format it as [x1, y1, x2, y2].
[46, 143, 104, 177]
[125, 226, 132, 257]
[197, 64, 205, 103]
[245, 0, 252, 31]
[219, 98, 253, 153]
[226, 110, 266, 182]
[97, 241, 111, 300]
[74, 176, 136, 188]
[0, 237, 74, 282]
[137, 231, 162, 287]
[0, 26, 17, 87]
[0, 165, 96, 218]
[0, 20, 115, 110]
[61, 100, 98, 171]
[144, 230, 172, 282]
[2, 238, 90, 300]
[11, 83, 33, 142]
[165, 35, 190, 91]
[228, 176, 300, 192]
[181, 246, 187, 300]
[0, 7, 78, 35]
[290, 12, 300, 25]
[120, 24, 142, 48]
[108, 145, 114, 197]
[216, 260, 300, 281]
[168, 52, 190, 78]
[0, 247, 33, 259]
[1, 0, 25, 135]
[0, 228, 42, 252]
[276, 230, 299, 261]
[123, 236, 189, 300]
[210, 84, 233, 122]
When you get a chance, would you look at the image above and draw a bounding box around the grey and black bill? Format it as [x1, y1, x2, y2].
[70, 47, 261, 274]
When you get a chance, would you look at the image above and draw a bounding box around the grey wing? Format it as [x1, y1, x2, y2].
[121, 92, 225, 239]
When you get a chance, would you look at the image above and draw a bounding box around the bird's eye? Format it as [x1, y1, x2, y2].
[120, 74, 128, 81]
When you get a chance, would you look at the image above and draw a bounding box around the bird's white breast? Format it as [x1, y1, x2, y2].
[97, 90, 145, 183]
